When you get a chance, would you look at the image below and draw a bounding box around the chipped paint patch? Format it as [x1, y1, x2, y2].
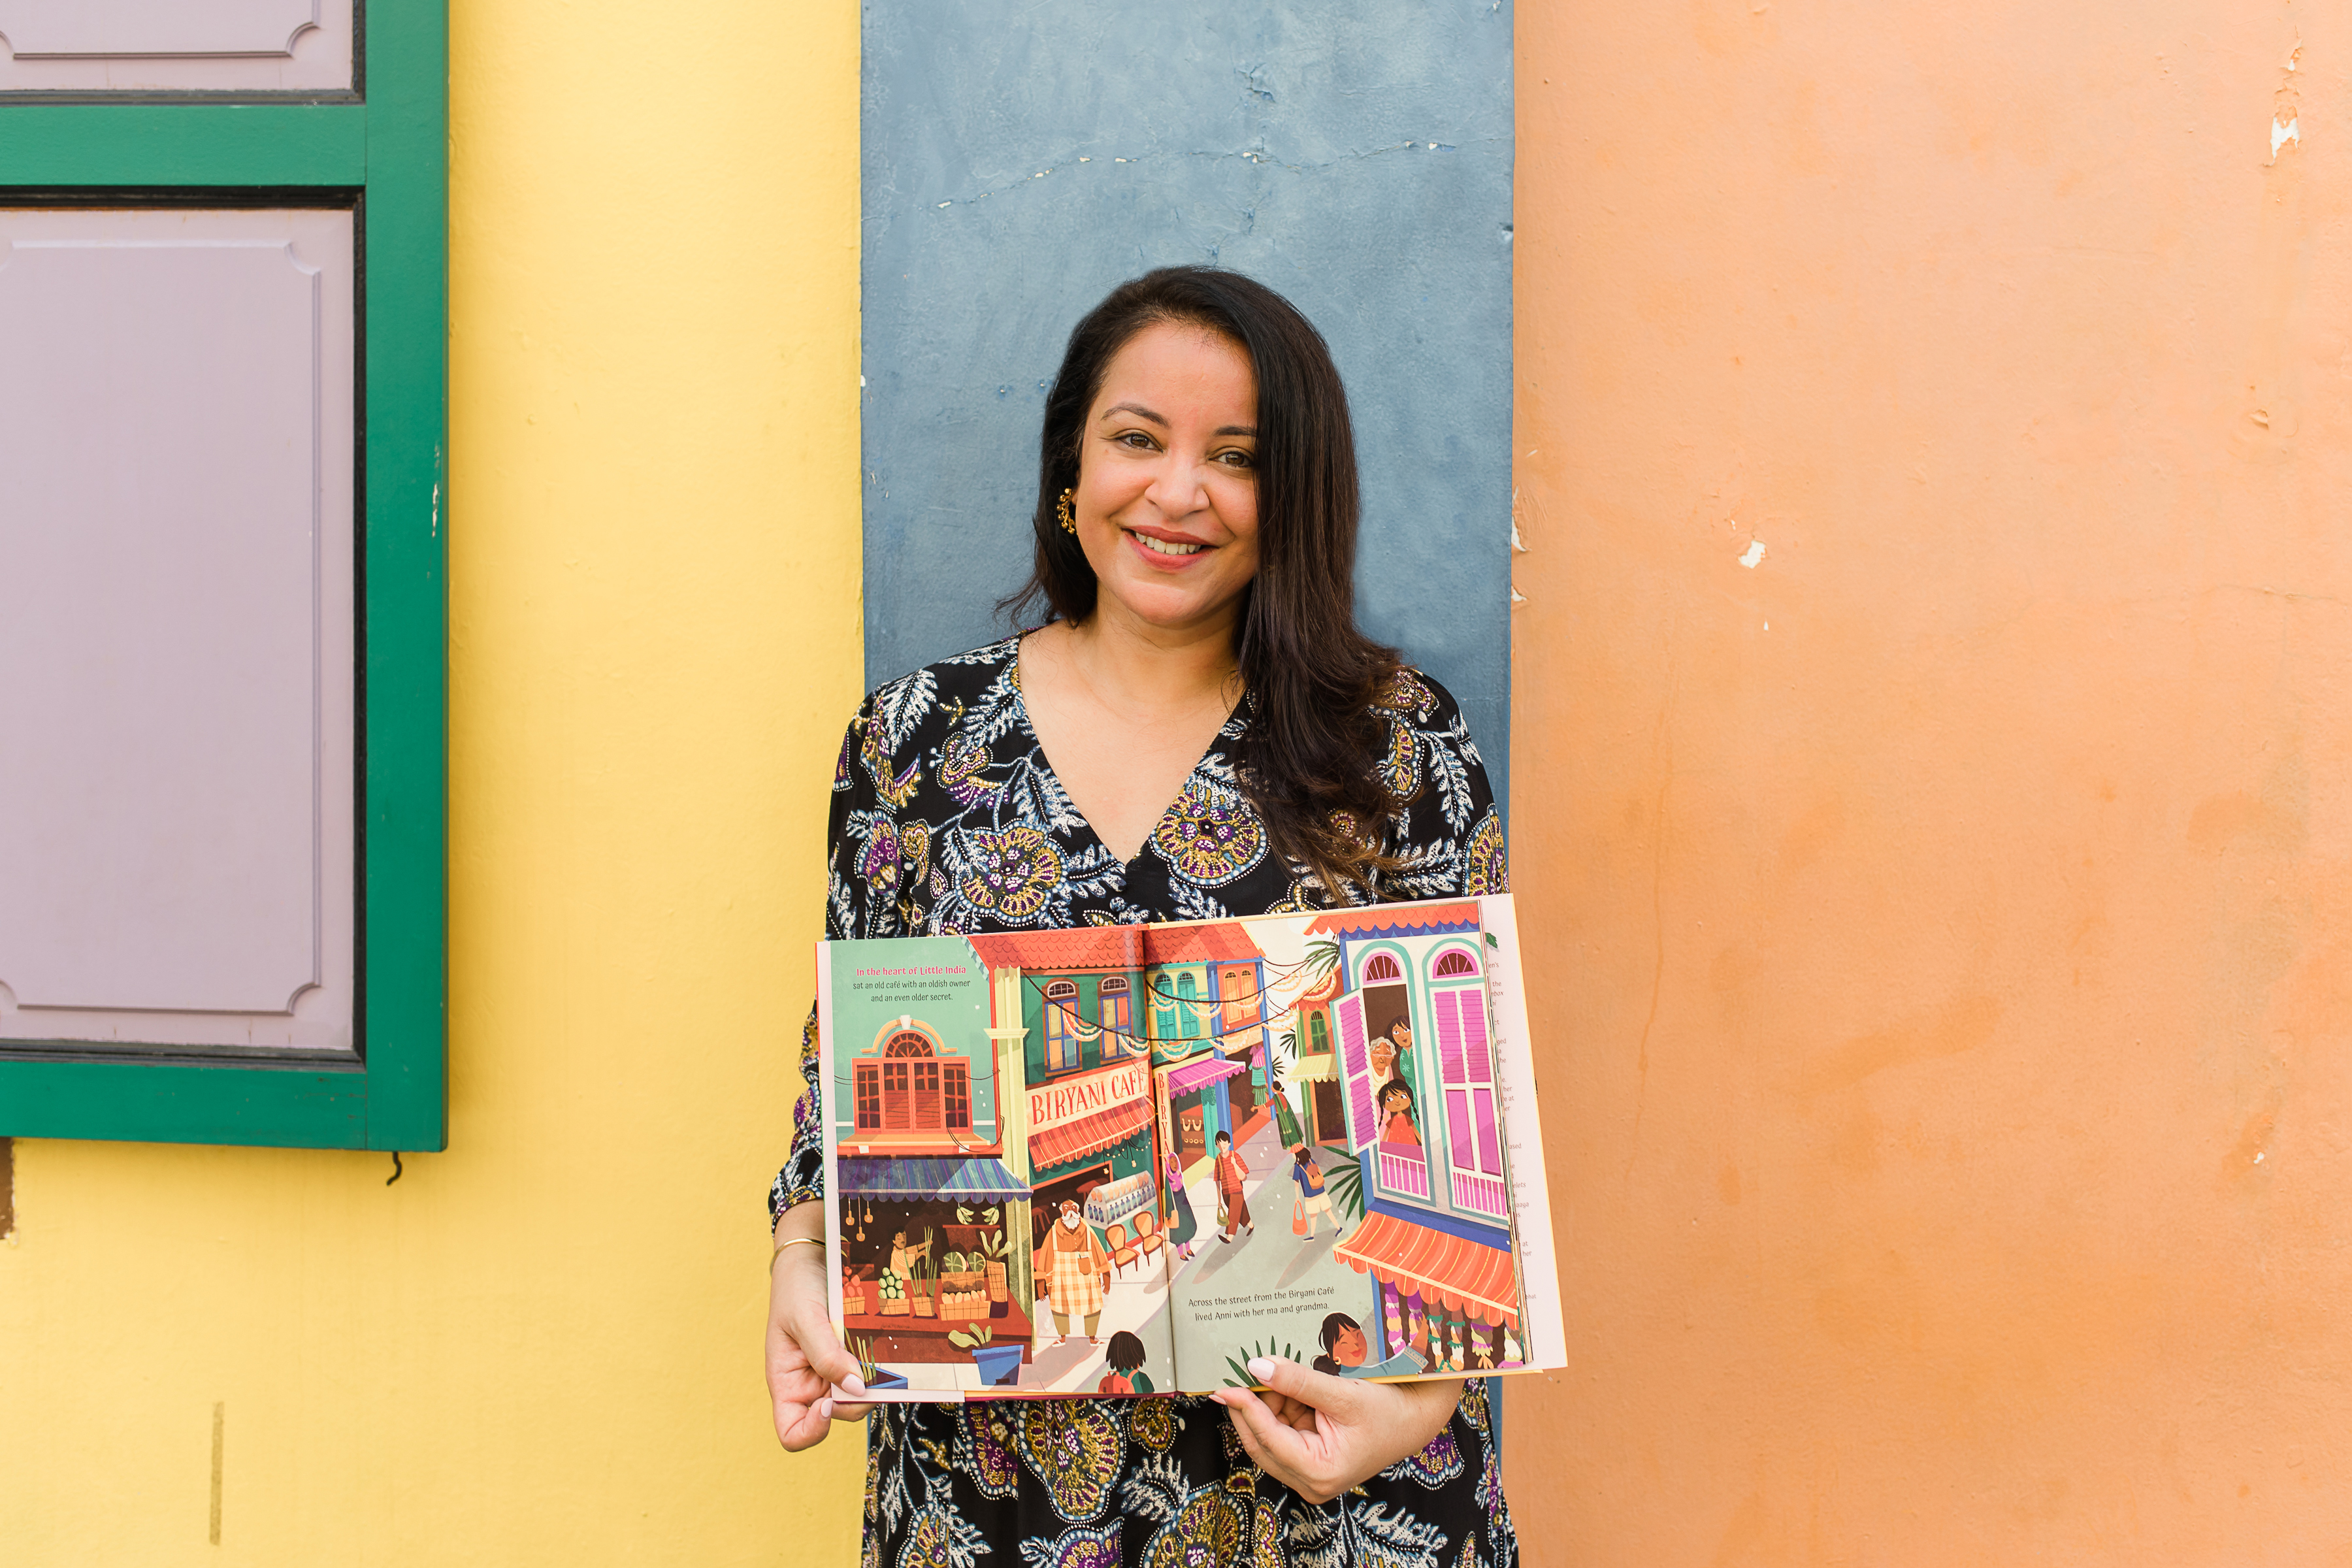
[1738, 539, 1767, 569]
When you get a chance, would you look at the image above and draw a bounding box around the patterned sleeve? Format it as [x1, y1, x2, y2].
[1375, 669, 1511, 901]
[768, 695, 894, 1226]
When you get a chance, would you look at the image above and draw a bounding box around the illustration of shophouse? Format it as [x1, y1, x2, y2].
[830, 1004, 1036, 1367]
[1314, 901, 1526, 1372]
[962, 928, 1160, 1313]
[958, 923, 1274, 1316]
[1282, 960, 1348, 1151]
[1140, 925, 1271, 1178]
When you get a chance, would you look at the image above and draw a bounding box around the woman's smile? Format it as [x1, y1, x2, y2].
[1127, 529, 1205, 558]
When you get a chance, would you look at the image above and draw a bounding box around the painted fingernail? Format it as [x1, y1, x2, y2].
[1247, 1356, 1277, 1380]
[815, 1397, 834, 1420]
[839, 1373, 868, 1396]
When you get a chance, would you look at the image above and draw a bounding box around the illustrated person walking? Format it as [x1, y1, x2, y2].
[1161, 1149, 1200, 1262]
[762, 265, 1518, 1563]
[1268, 1071, 1303, 1149]
[1291, 1143, 1340, 1239]
[1213, 1128, 1253, 1242]
[1032, 1197, 1111, 1344]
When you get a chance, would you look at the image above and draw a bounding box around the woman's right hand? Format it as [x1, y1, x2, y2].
[766, 1201, 872, 1450]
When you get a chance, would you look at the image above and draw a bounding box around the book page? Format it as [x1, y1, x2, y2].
[1478, 894, 1568, 1372]
[821, 932, 1179, 1399]
[1159, 901, 1540, 1389]
[815, 894, 1557, 1396]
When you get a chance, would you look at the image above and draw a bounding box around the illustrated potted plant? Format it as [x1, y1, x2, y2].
[948, 1323, 1023, 1388]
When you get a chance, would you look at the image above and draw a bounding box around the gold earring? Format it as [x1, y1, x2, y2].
[1056, 487, 1077, 535]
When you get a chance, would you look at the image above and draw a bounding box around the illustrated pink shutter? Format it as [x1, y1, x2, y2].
[1472, 1088, 1503, 1175]
[1445, 1088, 1475, 1171]
[1460, 988, 1492, 1082]
[1435, 989, 1468, 1085]
[1333, 991, 1377, 1152]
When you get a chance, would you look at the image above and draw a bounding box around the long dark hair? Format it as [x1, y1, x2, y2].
[1311, 1311, 1360, 1375]
[1000, 266, 1407, 896]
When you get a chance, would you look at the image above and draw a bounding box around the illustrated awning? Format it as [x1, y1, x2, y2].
[835, 1155, 1029, 1201]
[1287, 1049, 1341, 1084]
[1162, 1054, 1247, 1098]
[1335, 1211, 1520, 1328]
[1028, 1097, 1153, 1173]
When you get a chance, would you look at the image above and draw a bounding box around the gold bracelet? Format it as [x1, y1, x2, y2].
[772, 1235, 826, 1267]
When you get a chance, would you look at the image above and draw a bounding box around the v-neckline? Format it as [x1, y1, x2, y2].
[1007, 632, 1239, 871]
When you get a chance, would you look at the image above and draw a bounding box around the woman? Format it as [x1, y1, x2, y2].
[1311, 1311, 1430, 1381]
[765, 267, 1514, 1565]
[1162, 1149, 1201, 1262]
[1269, 1072, 1304, 1151]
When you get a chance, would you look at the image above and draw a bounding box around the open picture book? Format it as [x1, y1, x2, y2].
[817, 892, 1565, 1399]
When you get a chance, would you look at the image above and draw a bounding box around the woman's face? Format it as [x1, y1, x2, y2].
[1071, 321, 1260, 638]
[1334, 1324, 1368, 1366]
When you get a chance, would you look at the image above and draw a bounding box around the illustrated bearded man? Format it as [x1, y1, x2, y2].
[1032, 1197, 1111, 1344]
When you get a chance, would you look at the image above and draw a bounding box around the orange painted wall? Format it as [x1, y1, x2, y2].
[1509, 3, 2351, 1561]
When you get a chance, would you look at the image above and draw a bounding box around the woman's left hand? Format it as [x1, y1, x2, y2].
[1211, 1360, 1465, 1505]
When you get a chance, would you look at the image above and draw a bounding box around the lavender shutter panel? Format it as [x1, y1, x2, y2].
[1333, 991, 1377, 1153]
[0, 0, 352, 93]
[0, 207, 355, 1054]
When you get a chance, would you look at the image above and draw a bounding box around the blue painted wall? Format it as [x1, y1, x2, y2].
[861, 2, 1514, 811]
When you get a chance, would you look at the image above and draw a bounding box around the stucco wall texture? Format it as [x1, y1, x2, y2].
[860, 0, 1514, 805]
[1509, 1, 2352, 1562]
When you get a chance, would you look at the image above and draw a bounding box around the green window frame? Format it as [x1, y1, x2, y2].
[0, 4, 448, 1151]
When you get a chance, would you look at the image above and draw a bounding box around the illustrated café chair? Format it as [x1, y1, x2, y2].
[1104, 1222, 1140, 1276]
[1130, 1209, 1164, 1263]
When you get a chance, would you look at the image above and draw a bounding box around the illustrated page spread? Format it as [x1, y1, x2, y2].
[818, 895, 1561, 1399]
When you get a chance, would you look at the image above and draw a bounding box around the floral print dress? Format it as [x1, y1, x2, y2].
[770, 634, 1516, 1568]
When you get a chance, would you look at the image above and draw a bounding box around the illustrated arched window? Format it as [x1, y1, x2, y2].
[1432, 948, 1478, 979]
[1362, 953, 1402, 983]
[1099, 975, 1137, 1056]
[854, 1021, 967, 1135]
[1044, 979, 1083, 1072]
[1308, 1011, 1331, 1056]
[1177, 971, 1201, 1039]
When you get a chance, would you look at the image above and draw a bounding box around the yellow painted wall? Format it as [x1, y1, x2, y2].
[0, 1, 866, 1560]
